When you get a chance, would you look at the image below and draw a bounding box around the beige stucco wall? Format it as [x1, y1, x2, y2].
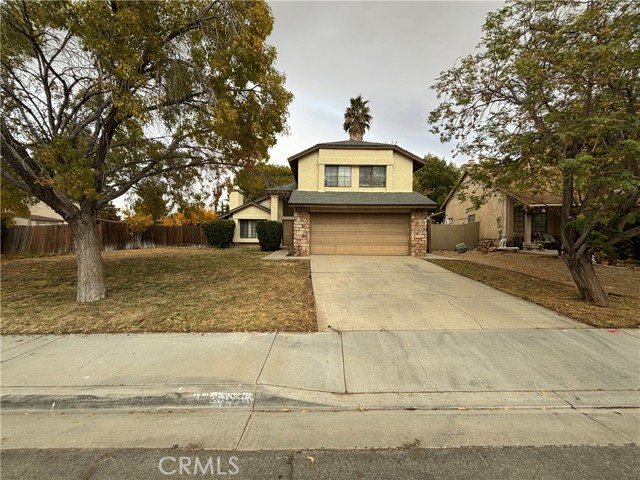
[444, 178, 506, 242]
[297, 151, 320, 191]
[14, 202, 65, 225]
[391, 151, 414, 192]
[269, 194, 291, 221]
[230, 201, 271, 243]
[296, 148, 414, 193]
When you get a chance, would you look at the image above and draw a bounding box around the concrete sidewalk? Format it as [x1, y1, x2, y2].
[1, 330, 639, 450]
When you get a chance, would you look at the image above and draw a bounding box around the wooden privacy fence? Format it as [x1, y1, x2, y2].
[1, 223, 208, 255]
[430, 222, 480, 251]
[140, 225, 208, 249]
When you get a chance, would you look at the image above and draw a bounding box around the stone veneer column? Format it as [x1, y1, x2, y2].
[410, 209, 427, 257]
[292, 207, 310, 256]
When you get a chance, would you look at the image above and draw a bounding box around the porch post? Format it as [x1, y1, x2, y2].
[270, 194, 279, 221]
[524, 208, 532, 245]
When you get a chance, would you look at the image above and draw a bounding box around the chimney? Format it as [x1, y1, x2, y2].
[228, 186, 244, 210]
[463, 160, 477, 171]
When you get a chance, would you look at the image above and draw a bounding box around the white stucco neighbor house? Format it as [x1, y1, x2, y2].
[13, 201, 66, 226]
[222, 140, 437, 256]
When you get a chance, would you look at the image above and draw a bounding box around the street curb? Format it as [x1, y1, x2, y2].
[3, 392, 638, 413]
[0, 392, 255, 410]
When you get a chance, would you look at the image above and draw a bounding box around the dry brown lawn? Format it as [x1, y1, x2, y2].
[428, 250, 640, 329]
[1, 247, 316, 334]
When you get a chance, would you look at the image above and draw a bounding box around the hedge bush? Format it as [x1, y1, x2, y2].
[256, 220, 282, 251]
[202, 220, 235, 248]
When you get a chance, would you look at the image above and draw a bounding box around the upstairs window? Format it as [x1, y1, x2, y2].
[325, 166, 351, 187]
[359, 166, 386, 187]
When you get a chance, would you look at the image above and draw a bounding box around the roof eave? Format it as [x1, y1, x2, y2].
[221, 200, 270, 219]
[288, 142, 424, 165]
[288, 202, 437, 209]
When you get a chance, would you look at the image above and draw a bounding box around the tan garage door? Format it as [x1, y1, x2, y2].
[311, 212, 410, 255]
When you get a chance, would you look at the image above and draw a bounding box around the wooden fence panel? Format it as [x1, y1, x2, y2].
[2, 224, 208, 255]
[430, 222, 480, 251]
[1, 225, 75, 255]
[141, 225, 208, 248]
[99, 222, 130, 251]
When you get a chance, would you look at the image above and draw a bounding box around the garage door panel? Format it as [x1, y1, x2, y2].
[312, 233, 409, 244]
[311, 212, 409, 255]
[313, 244, 408, 255]
[312, 224, 408, 234]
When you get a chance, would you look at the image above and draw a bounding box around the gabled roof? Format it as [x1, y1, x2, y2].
[288, 191, 437, 208]
[505, 191, 563, 207]
[220, 196, 270, 219]
[25, 215, 65, 223]
[439, 169, 471, 211]
[440, 169, 564, 210]
[265, 182, 298, 195]
[287, 140, 425, 182]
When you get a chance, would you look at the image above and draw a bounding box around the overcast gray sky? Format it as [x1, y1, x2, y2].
[266, 0, 503, 167]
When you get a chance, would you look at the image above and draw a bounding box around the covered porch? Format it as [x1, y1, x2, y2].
[507, 192, 563, 250]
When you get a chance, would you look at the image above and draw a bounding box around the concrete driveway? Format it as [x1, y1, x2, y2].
[311, 256, 582, 331]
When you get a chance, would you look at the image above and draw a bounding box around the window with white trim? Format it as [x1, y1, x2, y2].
[239, 219, 258, 238]
[324, 166, 351, 187]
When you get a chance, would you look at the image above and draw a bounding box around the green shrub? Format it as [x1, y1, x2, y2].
[202, 220, 235, 248]
[546, 240, 561, 251]
[511, 235, 524, 249]
[256, 220, 282, 251]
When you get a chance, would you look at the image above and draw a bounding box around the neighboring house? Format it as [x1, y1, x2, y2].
[439, 168, 562, 247]
[13, 201, 65, 226]
[12, 201, 121, 227]
[222, 140, 437, 255]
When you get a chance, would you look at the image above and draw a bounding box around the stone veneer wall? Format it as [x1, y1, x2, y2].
[410, 209, 427, 257]
[292, 207, 310, 256]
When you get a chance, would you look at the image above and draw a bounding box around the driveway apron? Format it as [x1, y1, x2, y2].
[310, 256, 582, 331]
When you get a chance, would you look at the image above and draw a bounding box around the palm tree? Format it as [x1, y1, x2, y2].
[343, 95, 371, 141]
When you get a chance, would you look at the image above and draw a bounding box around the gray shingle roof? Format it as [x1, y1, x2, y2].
[318, 140, 392, 147]
[266, 182, 298, 193]
[288, 191, 437, 207]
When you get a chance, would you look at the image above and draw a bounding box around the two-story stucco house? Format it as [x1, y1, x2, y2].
[223, 140, 437, 256]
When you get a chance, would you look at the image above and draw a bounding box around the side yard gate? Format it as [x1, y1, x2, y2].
[429, 222, 480, 251]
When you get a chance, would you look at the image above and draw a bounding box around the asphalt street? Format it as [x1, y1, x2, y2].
[2, 446, 639, 480]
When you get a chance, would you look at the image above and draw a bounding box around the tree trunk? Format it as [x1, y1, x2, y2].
[70, 213, 106, 303]
[562, 252, 609, 307]
[560, 165, 609, 307]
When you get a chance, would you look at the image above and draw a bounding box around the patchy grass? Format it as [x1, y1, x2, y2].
[428, 250, 640, 329]
[1, 247, 316, 334]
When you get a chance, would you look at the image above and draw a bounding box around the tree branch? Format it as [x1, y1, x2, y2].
[608, 225, 640, 246]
